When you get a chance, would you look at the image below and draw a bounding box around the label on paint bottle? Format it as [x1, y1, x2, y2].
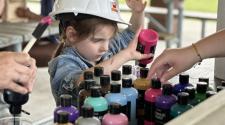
[144, 101, 155, 122]
[121, 104, 128, 117]
[127, 101, 131, 121]
[136, 90, 145, 125]
[155, 108, 171, 125]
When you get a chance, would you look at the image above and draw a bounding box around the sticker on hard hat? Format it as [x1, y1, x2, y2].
[111, 1, 118, 12]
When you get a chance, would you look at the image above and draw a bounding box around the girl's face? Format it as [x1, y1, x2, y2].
[68, 24, 115, 64]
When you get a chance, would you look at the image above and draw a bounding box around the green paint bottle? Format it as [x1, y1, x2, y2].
[84, 86, 108, 121]
[170, 92, 193, 118]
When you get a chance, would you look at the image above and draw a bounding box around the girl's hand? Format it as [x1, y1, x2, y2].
[147, 46, 199, 82]
[124, 28, 153, 61]
[126, 0, 147, 13]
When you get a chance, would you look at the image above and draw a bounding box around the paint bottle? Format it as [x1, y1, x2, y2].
[54, 94, 79, 123]
[94, 66, 104, 85]
[79, 71, 94, 90]
[184, 86, 198, 106]
[206, 91, 217, 98]
[217, 85, 225, 92]
[136, 29, 159, 67]
[216, 80, 225, 92]
[195, 82, 208, 104]
[75, 104, 101, 125]
[122, 65, 136, 81]
[55, 111, 73, 125]
[133, 67, 150, 125]
[100, 75, 111, 97]
[84, 86, 108, 120]
[155, 84, 176, 125]
[121, 78, 138, 125]
[105, 83, 128, 117]
[221, 80, 225, 86]
[173, 74, 193, 95]
[78, 80, 96, 110]
[144, 78, 162, 125]
[199, 77, 214, 91]
[170, 92, 193, 118]
[102, 103, 128, 125]
[111, 70, 122, 85]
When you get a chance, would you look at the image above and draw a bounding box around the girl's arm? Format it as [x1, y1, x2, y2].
[126, 0, 147, 32]
[97, 29, 152, 75]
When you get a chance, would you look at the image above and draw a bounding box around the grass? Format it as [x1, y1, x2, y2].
[118, 0, 218, 13]
[184, 0, 218, 13]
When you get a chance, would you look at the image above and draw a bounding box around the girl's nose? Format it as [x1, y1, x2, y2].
[100, 42, 109, 52]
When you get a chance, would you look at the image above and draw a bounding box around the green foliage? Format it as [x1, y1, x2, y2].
[184, 0, 218, 13]
[118, 0, 218, 13]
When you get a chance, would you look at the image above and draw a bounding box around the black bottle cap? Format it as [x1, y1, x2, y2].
[110, 83, 121, 93]
[122, 78, 132, 88]
[151, 78, 161, 89]
[177, 92, 189, 105]
[81, 104, 94, 118]
[221, 80, 225, 87]
[217, 86, 225, 92]
[140, 68, 149, 78]
[3, 89, 29, 115]
[60, 94, 72, 107]
[100, 75, 110, 87]
[196, 82, 208, 94]
[84, 80, 96, 90]
[122, 65, 132, 75]
[94, 66, 104, 77]
[138, 63, 147, 68]
[185, 86, 196, 99]
[162, 84, 173, 95]
[206, 91, 217, 98]
[90, 86, 102, 97]
[199, 77, 209, 84]
[109, 103, 121, 114]
[9, 105, 22, 115]
[84, 71, 94, 80]
[179, 74, 189, 84]
[111, 70, 121, 81]
[56, 111, 69, 123]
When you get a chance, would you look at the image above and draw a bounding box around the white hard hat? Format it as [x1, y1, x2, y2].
[50, 0, 129, 25]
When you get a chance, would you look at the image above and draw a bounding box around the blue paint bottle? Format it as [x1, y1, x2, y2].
[121, 78, 138, 125]
[173, 74, 193, 95]
[105, 83, 128, 117]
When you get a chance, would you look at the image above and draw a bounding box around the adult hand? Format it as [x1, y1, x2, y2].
[0, 52, 37, 94]
[0, 0, 5, 17]
[126, 0, 147, 13]
[147, 46, 199, 82]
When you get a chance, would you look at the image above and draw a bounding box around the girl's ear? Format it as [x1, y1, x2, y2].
[65, 26, 77, 43]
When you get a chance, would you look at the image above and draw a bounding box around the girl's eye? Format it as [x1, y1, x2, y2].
[93, 38, 105, 43]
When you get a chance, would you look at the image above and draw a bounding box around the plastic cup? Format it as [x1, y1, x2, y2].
[0, 116, 33, 125]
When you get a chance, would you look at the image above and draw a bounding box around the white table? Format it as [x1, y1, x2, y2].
[0, 21, 58, 51]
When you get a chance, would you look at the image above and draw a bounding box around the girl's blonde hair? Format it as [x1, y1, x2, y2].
[53, 13, 118, 58]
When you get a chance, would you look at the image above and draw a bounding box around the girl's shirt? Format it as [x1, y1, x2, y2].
[48, 28, 134, 106]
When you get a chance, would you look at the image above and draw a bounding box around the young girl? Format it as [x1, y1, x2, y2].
[48, 0, 151, 106]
